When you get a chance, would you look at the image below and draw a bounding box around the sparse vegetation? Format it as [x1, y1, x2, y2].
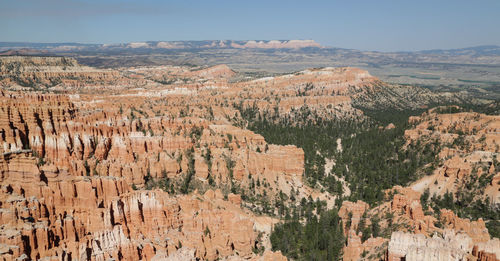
[239, 105, 439, 205]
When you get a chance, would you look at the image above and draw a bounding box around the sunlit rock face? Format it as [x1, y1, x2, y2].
[0, 56, 494, 260]
[387, 230, 500, 261]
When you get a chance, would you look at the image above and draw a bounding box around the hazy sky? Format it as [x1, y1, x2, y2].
[1, 0, 499, 51]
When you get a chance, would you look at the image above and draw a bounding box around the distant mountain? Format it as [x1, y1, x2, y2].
[1, 41, 499, 63]
[0, 40, 322, 51]
[417, 45, 500, 56]
[2, 41, 498, 54]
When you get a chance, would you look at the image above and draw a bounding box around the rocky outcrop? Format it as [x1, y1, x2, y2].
[0, 56, 122, 90]
[0, 90, 305, 200]
[0, 150, 275, 260]
[339, 200, 369, 233]
[406, 110, 500, 153]
[343, 229, 386, 261]
[340, 184, 498, 261]
[387, 230, 472, 261]
[440, 209, 491, 244]
[0, 88, 300, 260]
[189, 64, 236, 79]
[406, 110, 500, 204]
[387, 186, 437, 234]
[387, 230, 500, 261]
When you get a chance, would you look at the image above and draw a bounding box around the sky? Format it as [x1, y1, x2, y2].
[1, 0, 499, 52]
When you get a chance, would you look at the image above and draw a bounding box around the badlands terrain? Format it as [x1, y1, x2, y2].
[0, 55, 498, 261]
[2, 40, 500, 100]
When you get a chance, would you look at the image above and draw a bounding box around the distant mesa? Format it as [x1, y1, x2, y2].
[0, 48, 50, 56]
[127, 42, 151, 48]
[230, 40, 321, 49]
[110, 40, 322, 50]
[0, 40, 323, 54]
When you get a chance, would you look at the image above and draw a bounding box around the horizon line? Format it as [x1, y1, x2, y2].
[0, 40, 499, 53]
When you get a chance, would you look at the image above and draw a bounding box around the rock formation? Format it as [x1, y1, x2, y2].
[387, 230, 500, 261]
[0, 56, 122, 90]
[340, 184, 499, 261]
[0, 56, 496, 260]
[406, 110, 500, 203]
